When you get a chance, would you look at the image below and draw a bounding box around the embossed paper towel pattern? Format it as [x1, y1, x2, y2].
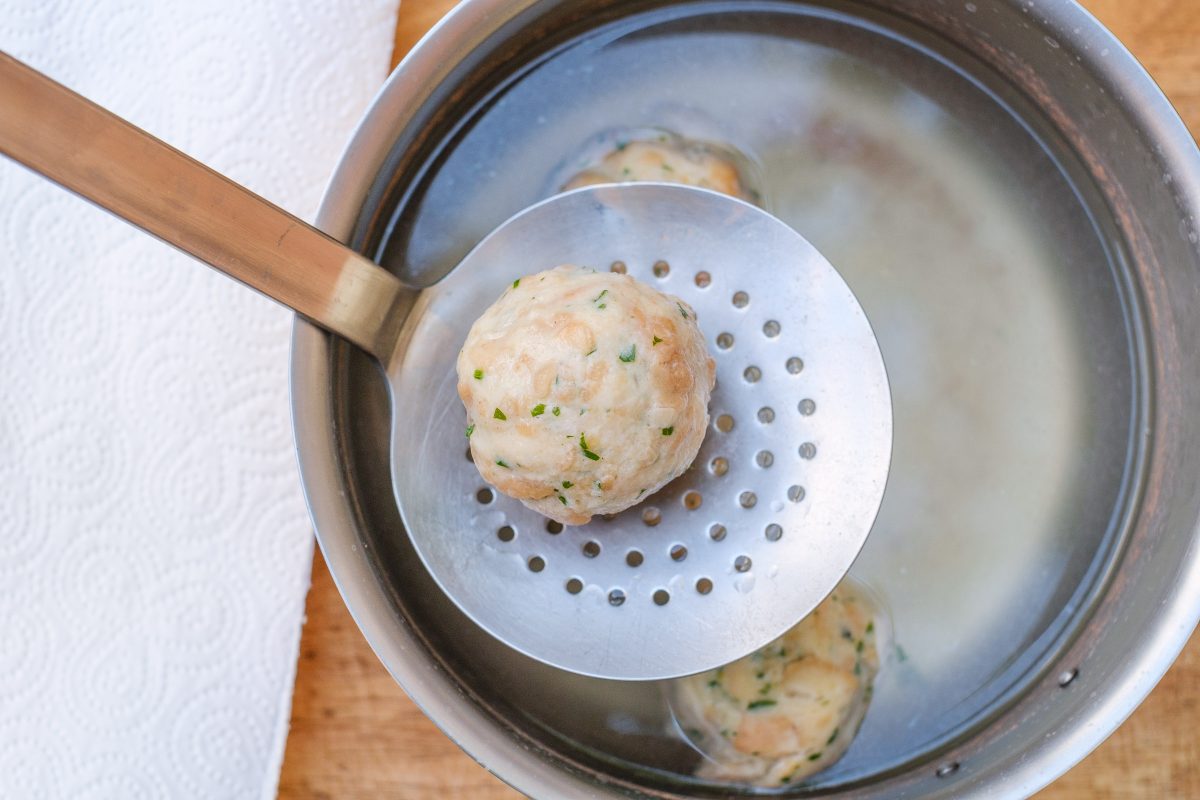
[0, 1, 399, 796]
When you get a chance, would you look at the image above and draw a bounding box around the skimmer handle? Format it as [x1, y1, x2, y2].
[0, 51, 409, 361]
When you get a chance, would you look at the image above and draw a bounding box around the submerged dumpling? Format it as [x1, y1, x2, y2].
[564, 134, 754, 201]
[670, 582, 880, 787]
[457, 265, 715, 525]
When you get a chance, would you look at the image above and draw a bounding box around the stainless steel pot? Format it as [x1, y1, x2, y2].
[291, 1, 1200, 796]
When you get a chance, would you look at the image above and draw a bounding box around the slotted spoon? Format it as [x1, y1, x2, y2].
[0, 51, 891, 680]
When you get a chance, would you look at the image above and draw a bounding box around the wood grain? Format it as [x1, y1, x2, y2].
[278, 1, 1200, 798]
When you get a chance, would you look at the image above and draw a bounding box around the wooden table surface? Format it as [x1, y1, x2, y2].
[278, 2, 1200, 797]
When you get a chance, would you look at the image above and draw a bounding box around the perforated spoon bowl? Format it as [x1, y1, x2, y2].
[0, 52, 891, 680]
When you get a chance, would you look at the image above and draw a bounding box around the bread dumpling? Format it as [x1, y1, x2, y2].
[670, 581, 880, 787]
[457, 265, 715, 525]
[564, 134, 754, 201]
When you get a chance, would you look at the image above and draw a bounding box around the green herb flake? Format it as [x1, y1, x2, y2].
[465, 424, 475, 438]
[585, 347, 597, 357]
[677, 302, 689, 319]
[473, 369, 483, 380]
[618, 344, 636, 363]
[747, 699, 777, 711]
[579, 434, 601, 461]
[512, 279, 520, 289]
[652, 335, 663, 346]
[866, 621, 875, 634]
[557, 494, 567, 505]
[496, 459, 509, 468]
[552, 406, 561, 416]
[758, 683, 772, 696]
[707, 679, 720, 688]
[616, 141, 629, 151]
[493, 408, 507, 421]
[561, 481, 574, 489]
[661, 163, 674, 172]
[531, 404, 546, 417]
[827, 727, 840, 746]
[622, 167, 632, 176]
[856, 639, 865, 653]
[593, 289, 608, 303]
[661, 426, 674, 436]
[808, 752, 823, 762]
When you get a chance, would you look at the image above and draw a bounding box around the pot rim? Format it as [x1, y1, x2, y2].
[291, 1, 1200, 797]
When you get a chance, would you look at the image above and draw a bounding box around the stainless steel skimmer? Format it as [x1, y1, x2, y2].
[0, 52, 891, 680]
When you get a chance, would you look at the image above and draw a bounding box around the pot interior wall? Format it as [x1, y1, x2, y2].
[326, 0, 1158, 794]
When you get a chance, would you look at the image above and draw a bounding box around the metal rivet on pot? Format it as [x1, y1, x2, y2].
[1058, 668, 1079, 687]
[936, 762, 960, 778]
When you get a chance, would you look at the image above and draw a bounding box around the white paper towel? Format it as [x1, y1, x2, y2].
[0, 1, 399, 796]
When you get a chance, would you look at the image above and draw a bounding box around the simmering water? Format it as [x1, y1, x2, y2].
[382, 4, 1138, 789]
